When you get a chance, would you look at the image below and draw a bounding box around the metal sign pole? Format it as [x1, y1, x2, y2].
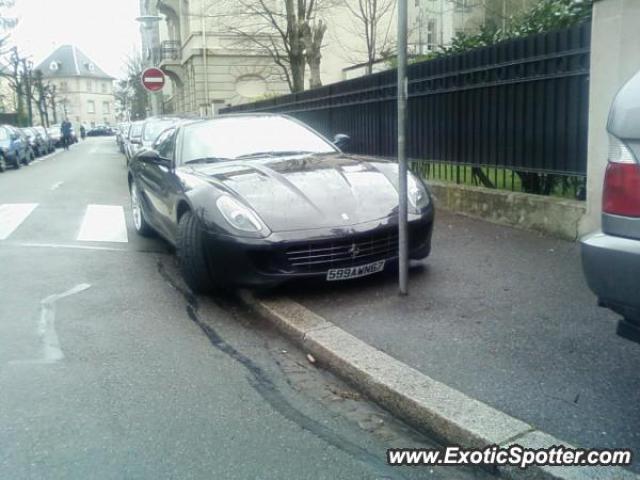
[397, 0, 409, 296]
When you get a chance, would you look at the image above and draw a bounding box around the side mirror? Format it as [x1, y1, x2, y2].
[138, 149, 171, 168]
[333, 133, 350, 150]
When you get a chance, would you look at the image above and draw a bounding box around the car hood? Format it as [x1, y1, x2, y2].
[189, 153, 399, 232]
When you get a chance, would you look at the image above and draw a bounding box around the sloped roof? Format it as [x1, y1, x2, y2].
[35, 45, 114, 80]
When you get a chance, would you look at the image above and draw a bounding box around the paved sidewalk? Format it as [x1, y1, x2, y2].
[280, 210, 640, 472]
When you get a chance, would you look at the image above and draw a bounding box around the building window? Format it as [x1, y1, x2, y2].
[87, 100, 95, 114]
[455, 0, 469, 10]
[87, 80, 93, 92]
[103, 101, 110, 114]
[60, 81, 68, 92]
[102, 82, 107, 93]
[427, 19, 436, 49]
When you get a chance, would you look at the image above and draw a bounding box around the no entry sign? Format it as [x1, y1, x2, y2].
[141, 67, 166, 92]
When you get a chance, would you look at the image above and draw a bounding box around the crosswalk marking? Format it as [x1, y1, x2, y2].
[77, 205, 128, 243]
[0, 203, 38, 240]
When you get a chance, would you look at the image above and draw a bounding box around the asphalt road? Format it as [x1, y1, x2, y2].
[0, 138, 488, 480]
[283, 206, 640, 472]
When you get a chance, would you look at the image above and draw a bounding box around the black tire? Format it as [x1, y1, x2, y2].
[0, 155, 5, 172]
[177, 211, 213, 293]
[129, 182, 155, 237]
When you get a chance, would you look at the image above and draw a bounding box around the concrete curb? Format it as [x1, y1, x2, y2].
[238, 291, 638, 480]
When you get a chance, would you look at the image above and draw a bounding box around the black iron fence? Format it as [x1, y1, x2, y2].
[221, 22, 591, 199]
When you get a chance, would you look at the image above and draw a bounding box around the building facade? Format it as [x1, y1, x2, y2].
[141, 0, 539, 111]
[408, 0, 537, 56]
[140, 0, 290, 117]
[34, 45, 116, 126]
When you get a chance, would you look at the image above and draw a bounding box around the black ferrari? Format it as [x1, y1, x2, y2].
[128, 114, 435, 292]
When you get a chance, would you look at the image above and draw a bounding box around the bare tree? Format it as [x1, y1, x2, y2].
[32, 70, 51, 127]
[45, 84, 58, 124]
[0, 0, 16, 49]
[341, 0, 396, 74]
[302, 19, 327, 88]
[1, 47, 28, 124]
[114, 52, 149, 120]
[223, 0, 332, 92]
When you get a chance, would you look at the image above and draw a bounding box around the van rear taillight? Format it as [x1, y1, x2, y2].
[603, 136, 640, 217]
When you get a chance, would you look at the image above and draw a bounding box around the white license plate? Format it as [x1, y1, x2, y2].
[326, 260, 386, 281]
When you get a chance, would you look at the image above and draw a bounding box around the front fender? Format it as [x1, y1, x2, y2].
[181, 173, 269, 239]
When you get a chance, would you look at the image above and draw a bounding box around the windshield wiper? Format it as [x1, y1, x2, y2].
[234, 150, 316, 159]
[184, 157, 230, 164]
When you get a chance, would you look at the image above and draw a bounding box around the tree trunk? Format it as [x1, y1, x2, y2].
[303, 20, 326, 89]
[290, 53, 306, 92]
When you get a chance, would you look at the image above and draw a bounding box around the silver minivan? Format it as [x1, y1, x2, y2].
[581, 70, 640, 342]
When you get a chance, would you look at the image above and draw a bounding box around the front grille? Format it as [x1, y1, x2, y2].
[285, 230, 399, 272]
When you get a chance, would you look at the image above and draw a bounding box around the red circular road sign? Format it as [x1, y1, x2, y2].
[141, 67, 166, 92]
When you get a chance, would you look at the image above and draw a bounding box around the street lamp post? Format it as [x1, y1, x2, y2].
[201, 2, 210, 117]
[397, 0, 409, 295]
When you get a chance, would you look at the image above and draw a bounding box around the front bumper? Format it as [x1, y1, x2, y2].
[581, 231, 640, 322]
[202, 210, 434, 288]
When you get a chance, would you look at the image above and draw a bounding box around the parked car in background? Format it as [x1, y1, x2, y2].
[69, 126, 78, 144]
[128, 114, 434, 292]
[22, 127, 48, 157]
[140, 116, 197, 151]
[32, 126, 56, 153]
[116, 123, 129, 153]
[47, 126, 62, 147]
[16, 129, 36, 163]
[581, 69, 640, 343]
[48, 124, 78, 147]
[124, 121, 144, 165]
[87, 125, 115, 137]
[0, 125, 31, 171]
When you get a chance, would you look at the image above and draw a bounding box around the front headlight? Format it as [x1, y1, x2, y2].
[407, 173, 430, 211]
[216, 195, 267, 233]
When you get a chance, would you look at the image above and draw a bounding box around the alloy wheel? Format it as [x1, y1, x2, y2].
[131, 183, 142, 231]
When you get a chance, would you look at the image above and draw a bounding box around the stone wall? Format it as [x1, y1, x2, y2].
[429, 181, 586, 241]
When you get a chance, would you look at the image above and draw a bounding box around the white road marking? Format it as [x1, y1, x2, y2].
[50, 181, 64, 191]
[10, 284, 92, 365]
[77, 204, 128, 243]
[0, 203, 38, 240]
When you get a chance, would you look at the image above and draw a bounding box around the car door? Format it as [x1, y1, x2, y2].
[137, 128, 178, 240]
[8, 127, 23, 161]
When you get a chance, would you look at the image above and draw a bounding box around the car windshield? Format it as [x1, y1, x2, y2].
[143, 119, 177, 142]
[130, 123, 143, 138]
[181, 116, 335, 163]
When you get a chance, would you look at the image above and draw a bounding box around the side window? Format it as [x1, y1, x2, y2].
[155, 128, 176, 160]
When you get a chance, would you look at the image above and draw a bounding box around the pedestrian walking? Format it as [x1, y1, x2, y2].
[61, 119, 72, 150]
[80, 125, 86, 140]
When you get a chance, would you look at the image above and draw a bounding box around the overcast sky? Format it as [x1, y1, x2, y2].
[8, 0, 142, 79]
